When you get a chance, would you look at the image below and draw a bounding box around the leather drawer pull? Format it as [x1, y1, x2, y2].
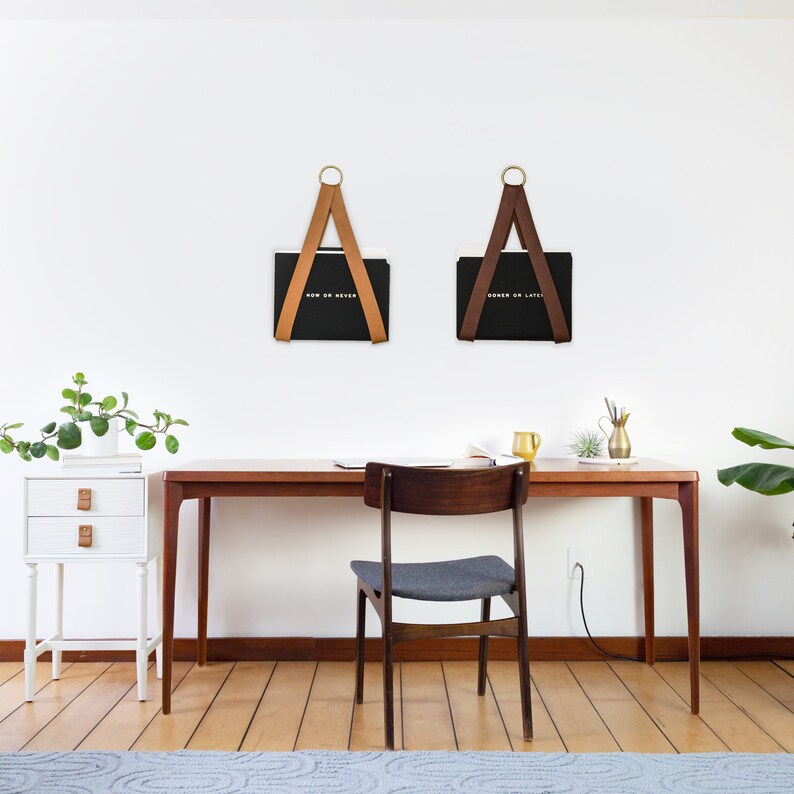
[78, 524, 93, 548]
[77, 488, 92, 511]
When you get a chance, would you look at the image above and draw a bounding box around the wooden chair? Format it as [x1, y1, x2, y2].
[351, 461, 533, 750]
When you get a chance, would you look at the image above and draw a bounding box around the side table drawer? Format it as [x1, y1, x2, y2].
[26, 517, 146, 558]
[27, 479, 144, 517]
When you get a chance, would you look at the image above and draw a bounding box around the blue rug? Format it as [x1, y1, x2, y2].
[1, 750, 793, 793]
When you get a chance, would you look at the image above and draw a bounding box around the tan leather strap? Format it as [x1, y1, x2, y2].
[459, 183, 571, 343]
[77, 487, 91, 511]
[275, 183, 387, 344]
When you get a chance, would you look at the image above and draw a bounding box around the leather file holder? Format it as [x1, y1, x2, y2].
[78, 525, 93, 547]
[274, 168, 388, 344]
[77, 488, 92, 511]
[458, 168, 572, 343]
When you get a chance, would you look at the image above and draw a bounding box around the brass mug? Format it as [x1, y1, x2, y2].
[512, 431, 542, 461]
[598, 415, 631, 459]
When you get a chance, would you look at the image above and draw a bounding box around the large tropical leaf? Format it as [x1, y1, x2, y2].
[732, 428, 794, 450]
[717, 462, 794, 496]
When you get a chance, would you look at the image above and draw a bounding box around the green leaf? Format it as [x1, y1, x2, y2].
[717, 463, 794, 496]
[135, 431, 156, 451]
[732, 427, 794, 451]
[45, 444, 60, 461]
[165, 435, 179, 454]
[60, 406, 77, 417]
[123, 409, 139, 419]
[30, 441, 47, 458]
[40, 422, 57, 434]
[57, 422, 82, 450]
[89, 416, 110, 437]
[125, 416, 137, 435]
[61, 388, 77, 403]
[0, 439, 13, 454]
[171, 418, 189, 426]
[5, 422, 24, 430]
[101, 395, 117, 411]
[121, 391, 129, 410]
[18, 450, 32, 462]
[73, 372, 86, 385]
[75, 411, 93, 421]
[79, 392, 92, 407]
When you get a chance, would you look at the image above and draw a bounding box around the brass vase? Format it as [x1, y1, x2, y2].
[598, 415, 631, 459]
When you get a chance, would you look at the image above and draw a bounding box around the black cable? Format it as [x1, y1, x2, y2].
[573, 562, 794, 664]
[574, 563, 794, 664]
[575, 562, 646, 662]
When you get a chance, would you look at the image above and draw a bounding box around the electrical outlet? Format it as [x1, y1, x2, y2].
[567, 547, 585, 579]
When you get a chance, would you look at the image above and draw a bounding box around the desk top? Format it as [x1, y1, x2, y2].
[163, 458, 698, 483]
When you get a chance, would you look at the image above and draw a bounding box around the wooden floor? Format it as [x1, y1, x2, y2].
[1, 660, 794, 753]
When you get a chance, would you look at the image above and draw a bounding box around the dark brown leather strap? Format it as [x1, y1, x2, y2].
[459, 183, 571, 343]
[275, 183, 387, 344]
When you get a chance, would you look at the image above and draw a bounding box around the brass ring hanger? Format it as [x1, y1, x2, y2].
[501, 165, 526, 186]
[318, 165, 344, 186]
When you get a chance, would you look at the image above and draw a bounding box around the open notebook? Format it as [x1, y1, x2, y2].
[333, 458, 453, 470]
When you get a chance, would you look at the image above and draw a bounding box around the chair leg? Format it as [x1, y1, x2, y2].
[355, 587, 366, 704]
[383, 625, 395, 750]
[517, 611, 533, 742]
[477, 597, 491, 696]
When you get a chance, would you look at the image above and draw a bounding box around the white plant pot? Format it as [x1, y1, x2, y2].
[78, 417, 119, 457]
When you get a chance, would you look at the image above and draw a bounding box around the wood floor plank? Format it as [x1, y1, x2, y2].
[0, 663, 110, 751]
[0, 664, 23, 687]
[240, 662, 316, 751]
[294, 662, 356, 750]
[655, 662, 783, 753]
[442, 661, 511, 751]
[188, 662, 275, 751]
[401, 662, 456, 750]
[530, 662, 619, 753]
[701, 662, 794, 752]
[486, 661, 565, 752]
[349, 662, 403, 751]
[736, 662, 794, 711]
[0, 663, 72, 723]
[567, 662, 675, 753]
[132, 662, 234, 751]
[609, 662, 727, 753]
[78, 662, 193, 750]
[24, 663, 139, 750]
[775, 660, 794, 678]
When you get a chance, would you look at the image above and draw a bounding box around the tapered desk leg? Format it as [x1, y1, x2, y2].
[197, 498, 211, 666]
[162, 481, 183, 716]
[678, 481, 700, 715]
[640, 497, 655, 665]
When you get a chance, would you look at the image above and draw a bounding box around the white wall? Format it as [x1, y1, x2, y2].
[0, 10, 792, 642]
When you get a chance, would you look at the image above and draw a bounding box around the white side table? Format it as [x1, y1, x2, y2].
[23, 472, 163, 701]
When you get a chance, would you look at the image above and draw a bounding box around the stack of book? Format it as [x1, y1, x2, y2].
[61, 453, 142, 475]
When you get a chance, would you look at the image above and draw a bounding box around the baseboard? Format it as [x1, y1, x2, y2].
[1, 635, 792, 663]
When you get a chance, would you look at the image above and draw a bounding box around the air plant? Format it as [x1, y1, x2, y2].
[565, 428, 605, 459]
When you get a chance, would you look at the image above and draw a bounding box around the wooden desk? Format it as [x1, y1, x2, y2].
[161, 458, 699, 716]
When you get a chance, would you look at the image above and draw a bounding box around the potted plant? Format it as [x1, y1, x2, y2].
[0, 372, 188, 461]
[717, 427, 794, 534]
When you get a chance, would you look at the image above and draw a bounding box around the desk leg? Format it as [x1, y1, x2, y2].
[640, 497, 655, 665]
[162, 481, 183, 716]
[678, 481, 700, 715]
[197, 497, 211, 666]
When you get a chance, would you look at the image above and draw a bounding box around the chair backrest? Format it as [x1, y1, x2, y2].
[363, 462, 530, 515]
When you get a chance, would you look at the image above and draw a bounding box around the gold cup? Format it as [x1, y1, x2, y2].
[512, 431, 542, 461]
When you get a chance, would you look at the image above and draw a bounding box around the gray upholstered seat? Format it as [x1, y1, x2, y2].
[350, 555, 515, 602]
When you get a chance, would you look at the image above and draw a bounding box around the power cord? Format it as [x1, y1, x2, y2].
[574, 562, 794, 664]
[574, 562, 647, 662]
